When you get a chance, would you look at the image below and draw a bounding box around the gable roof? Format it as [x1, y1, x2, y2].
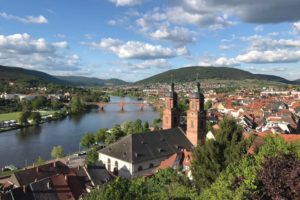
[11, 161, 70, 187]
[99, 127, 193, 164]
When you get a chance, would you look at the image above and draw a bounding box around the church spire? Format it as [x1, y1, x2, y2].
[162, 81, 180, 130]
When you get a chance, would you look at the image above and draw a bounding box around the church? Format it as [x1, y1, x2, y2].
[98, 82, 206, 179]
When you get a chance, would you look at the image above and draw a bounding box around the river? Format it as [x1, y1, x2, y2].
[0, 96, 159, 168]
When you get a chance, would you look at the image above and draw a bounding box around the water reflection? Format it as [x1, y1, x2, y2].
[16, 125, 42, 141]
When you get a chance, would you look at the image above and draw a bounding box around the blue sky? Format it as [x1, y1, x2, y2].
[1, 0, 300, 81]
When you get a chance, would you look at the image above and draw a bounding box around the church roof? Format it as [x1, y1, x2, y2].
[99, 127, 193, 164]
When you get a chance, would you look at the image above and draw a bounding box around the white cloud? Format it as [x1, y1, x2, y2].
[83, 37, 188, 59]
[293, 21, 300, 32]
[236, 50, 300, 63]
[198, 56, 240, 67]
[0, 12, 48, 24]
[241, 35, 300, 51]
[108, 0, 144, 6]
[255, 25, 264, 32]
[150, 26, 196, 46]
[0, 33, 81, 73]
[52, 41, 68, 49]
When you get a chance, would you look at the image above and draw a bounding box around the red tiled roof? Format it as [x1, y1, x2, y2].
[247, 132, 300, 154]
[50, 175, 75, 200]
[291, 102, 300, 109]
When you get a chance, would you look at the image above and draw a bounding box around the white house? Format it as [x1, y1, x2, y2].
[98, 127, 193, 179]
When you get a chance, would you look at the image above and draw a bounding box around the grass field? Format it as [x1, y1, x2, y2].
[0, 112, 21, 121]
[0, 111, 57, 121]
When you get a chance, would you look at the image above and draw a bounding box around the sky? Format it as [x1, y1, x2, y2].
[0, 0, 300, 82]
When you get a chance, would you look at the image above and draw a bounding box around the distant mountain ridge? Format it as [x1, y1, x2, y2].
[0, 65, 128, 86]
[55, 76, 128, 86]
[136, 66, 297, 85]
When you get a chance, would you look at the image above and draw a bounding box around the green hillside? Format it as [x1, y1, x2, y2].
[136, 66, 294, 84]
[0, 65, 128, 86]
[0, 65, 67, 85]
[55, 76, 129, 86]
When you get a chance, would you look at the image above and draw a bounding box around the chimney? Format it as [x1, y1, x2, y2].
[34, 178, 37, 182]
[64, 175, 68, 182]
[53, 161, 56, 168]
[36, 167, 39, 173]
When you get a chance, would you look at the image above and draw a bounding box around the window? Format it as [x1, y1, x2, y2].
[191, 120, 194, 128]
[165, 117, 168, 123]
[138, 166, 143, 171]
[114, 161, 118, 175]
[149, 163, 154, 168]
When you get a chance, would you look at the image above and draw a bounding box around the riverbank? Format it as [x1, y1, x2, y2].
[0, 110, 67, 133]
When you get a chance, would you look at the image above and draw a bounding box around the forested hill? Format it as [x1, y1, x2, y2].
[0, 65, 67, 85]
[55, 76, 129, 86]
[0, 65, 128, 86]
[136, 66, 295, 84]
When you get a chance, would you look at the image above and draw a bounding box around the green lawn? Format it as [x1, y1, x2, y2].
[0, 111, 57, 122]
[0, 112, 21, 121]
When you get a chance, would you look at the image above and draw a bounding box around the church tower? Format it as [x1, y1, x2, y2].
[162, 82, 180, 129]
[186, 82, 206, 146]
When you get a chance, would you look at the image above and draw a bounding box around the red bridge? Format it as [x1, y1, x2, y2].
[95, 102, 147, 111]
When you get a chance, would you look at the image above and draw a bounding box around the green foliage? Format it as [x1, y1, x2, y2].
[0, 99, 22, 114]
[70, 96, 84, 114]
[51, 145, 64, 159]
[199, 136, 300, 200]
[143, 121, 150, 132]
[34, 156, 45, 166]
[80, 132, 95, 148]
[136, 66, 293, 85]
[30, 112, 41, 125]
[191, 116, 246, 192]
[18, 110, 31, 125]
[84, 169, 197, 200]
[178, 97, 189, 113]
[95, 128, 107, 143]
[51, 98, 63, 110]
[21, 99, 32, 112]
[31, 96, 48, 110]
[105, 125, 126, 145]
[85, 148, 99, 166]
[204, 100, 212, 110]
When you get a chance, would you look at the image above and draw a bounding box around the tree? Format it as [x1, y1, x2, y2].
[80, 132, 95, 148]
[204, 100, 212, 110]
[21, 99, 32, 112]
[51, 98, 63, 110]
[252, 153, 300, 200]
[191, 116, 246, 192]
[31, 96, 47, 110]
[178, 98, 189, 113]
[51, 145, 64, 159]
[105, 125, 126, 145]
[18, 111, 31, 125]
[30, 112, 41, 125]
[34, 156, 45, 166]
[133, 119, 143, 133]
[95, 128, 107, 143]
[85, 148, 99, 166]
[70, 96, 84, 114]
[143, 121, 150, 132]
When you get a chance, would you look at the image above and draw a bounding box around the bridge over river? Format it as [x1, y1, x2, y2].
[89, 101, 148, 111]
